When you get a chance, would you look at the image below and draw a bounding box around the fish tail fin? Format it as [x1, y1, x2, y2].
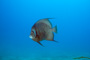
[37, 42, 45, 47]
[52, 25, 57, 33]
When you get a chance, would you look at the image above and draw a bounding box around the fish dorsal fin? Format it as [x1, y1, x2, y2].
[37, 18, 52, 28]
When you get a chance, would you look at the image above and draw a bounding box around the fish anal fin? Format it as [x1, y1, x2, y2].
[53, 40, 58, 43]
[46, 32, 54, 41]
[46, 39, 58, 43]
[46, 38, 53, 41]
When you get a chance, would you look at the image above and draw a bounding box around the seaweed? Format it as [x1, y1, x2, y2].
[73, 56, 90, 59]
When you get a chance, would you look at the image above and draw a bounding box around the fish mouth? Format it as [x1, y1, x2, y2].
[29, 35, 33, 39]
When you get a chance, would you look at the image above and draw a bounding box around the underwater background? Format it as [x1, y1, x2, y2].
[0, 0, 90, 60]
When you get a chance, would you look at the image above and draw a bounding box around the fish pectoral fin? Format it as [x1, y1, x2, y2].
[37, 42, 44, 47]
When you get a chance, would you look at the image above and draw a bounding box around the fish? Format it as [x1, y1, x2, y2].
[29, 18, 57, 46]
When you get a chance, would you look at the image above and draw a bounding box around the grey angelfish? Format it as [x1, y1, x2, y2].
[29, 18, 57, 46]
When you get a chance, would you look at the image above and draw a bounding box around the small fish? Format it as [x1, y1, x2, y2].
[29, 18, 57, 46]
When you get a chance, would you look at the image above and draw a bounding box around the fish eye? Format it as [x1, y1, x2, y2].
[32, 31, 34, 33]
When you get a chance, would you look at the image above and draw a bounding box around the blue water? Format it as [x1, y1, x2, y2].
[0, 0, 90, 60]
